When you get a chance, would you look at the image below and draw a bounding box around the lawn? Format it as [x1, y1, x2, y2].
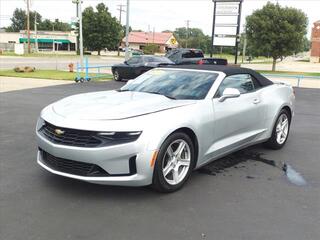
[258, 70, 320, 77]
[203, 53, 272, 64]
[0, 70, 113, 81]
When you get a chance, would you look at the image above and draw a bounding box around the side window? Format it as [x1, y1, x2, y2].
[216, 74, 255, 97]
[127, 57, 141, 65]
[250, 75, 262, 89]
[182, 50, 204, 58]
[168, 52, 179, 62]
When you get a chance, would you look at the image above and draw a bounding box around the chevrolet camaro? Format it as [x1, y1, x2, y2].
[36, 65, 295, 192]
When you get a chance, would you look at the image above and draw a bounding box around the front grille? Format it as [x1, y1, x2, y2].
[39, 122, 102, 148]
[40, 150, 109, 176]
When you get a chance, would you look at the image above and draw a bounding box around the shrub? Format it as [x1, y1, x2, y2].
[143, 44, 159, 54]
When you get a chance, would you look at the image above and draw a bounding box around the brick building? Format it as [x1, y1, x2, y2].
[122, 31, 178, 53]
[310, 20, 320, 63]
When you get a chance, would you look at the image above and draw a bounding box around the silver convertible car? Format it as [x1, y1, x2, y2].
[36, 65, 295, 192]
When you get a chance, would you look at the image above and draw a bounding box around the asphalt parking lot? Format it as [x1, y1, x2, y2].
[1, 81, 319, 240]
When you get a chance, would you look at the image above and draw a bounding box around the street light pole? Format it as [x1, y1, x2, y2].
[76, 1, 80, 55]
[78, 0, 84, 68]
[125, 0, 130, 60]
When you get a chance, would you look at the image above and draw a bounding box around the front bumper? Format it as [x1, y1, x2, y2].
[36, 131, 155, 187]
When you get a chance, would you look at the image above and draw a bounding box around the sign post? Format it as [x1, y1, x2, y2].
[210, 0, 243, 64]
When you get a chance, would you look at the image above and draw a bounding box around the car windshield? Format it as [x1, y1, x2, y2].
[120, 69, 218, 100]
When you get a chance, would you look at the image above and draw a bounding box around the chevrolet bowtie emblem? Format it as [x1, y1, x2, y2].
[54, 129, 65, 135]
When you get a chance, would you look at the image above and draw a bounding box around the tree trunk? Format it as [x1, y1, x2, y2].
[98, 50, 101, 56]
[272, 57, 277, 71]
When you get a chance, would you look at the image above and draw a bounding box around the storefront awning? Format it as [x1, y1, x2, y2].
[19, 38, 71, 44]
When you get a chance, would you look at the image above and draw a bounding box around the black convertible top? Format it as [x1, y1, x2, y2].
[163, 65, 274, 87]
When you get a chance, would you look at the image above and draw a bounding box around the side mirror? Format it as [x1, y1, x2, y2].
[218, 88, 241, 102]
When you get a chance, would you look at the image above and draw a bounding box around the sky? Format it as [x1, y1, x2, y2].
[0, 0, 319, 37]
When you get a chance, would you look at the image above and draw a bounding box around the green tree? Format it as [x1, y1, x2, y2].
[173, 27, 212, 53]
[82, 3, 122, 55]
[6, 8, 42, 32]
[51, 19, 71, 31]
[246, 2, 308, 71]
[6, 8, 70, 32]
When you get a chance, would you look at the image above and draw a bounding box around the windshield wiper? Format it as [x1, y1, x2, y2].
[143, 91, 176, 100]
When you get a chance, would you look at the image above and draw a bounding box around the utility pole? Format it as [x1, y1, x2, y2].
[26, 0, 31, 53]
[242, 34, 247, 63]
[117, 4, 126, 56]
[152, 27, 155, 43]
[34, 13, 38, 52]
[125, 0, 130, 60]
[186, 20, 190, 48]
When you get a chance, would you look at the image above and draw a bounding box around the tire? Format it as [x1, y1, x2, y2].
[113, 69, 122, 81]
[265, 109, 291, 150]
[79, 77, 85, 83]
[152, 132, 195, 193]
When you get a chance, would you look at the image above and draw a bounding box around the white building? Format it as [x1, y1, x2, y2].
[0, 30, 76, 52]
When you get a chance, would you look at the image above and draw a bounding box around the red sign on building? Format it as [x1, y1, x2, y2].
[310, 20, 320, 63]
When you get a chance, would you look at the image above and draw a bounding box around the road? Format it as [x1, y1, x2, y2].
[0, 55, 123, 70]
[0, 81, 319, 240]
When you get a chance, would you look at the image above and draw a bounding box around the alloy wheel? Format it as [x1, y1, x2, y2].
[276, 113, 289, 144]
[162, 139, 191, 185]
[114, 70, 119, 81]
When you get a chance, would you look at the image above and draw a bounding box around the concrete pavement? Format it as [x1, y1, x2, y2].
[0, 82, 319, 240]
[0, 55, 123, 71]
[241, 60, 320, 73]
[0, 76, 71, 93]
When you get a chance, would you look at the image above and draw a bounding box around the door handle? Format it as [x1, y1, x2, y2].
[253, 98, 260, 104]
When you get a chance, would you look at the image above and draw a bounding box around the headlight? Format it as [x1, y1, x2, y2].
[96, 131, 142, 146]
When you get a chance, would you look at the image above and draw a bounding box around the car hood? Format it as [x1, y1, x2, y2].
[51, 91, 196, 120]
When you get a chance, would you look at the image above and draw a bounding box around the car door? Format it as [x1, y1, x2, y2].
[209, 74, 265, 157]
[122, 57, 142, 79]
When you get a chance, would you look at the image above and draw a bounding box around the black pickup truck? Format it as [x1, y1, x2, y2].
[165, 48, 228, 65]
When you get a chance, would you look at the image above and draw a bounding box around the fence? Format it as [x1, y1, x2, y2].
[75, 57, 113, 82]
[262, 73, 320, 88]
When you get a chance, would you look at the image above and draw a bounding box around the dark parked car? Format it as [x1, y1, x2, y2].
[165, 48, 204, 65]
[112, 55, 174, 81]
[165, 48, 228, 65]
[198, 58, 228, 65]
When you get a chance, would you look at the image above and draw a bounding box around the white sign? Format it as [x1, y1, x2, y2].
[213, 36, 236, 47]
[215, 15, 238, 25]
[14, 44, 24, 55]
[215, 26, 237, 35]
[216, 3, 239, 15]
